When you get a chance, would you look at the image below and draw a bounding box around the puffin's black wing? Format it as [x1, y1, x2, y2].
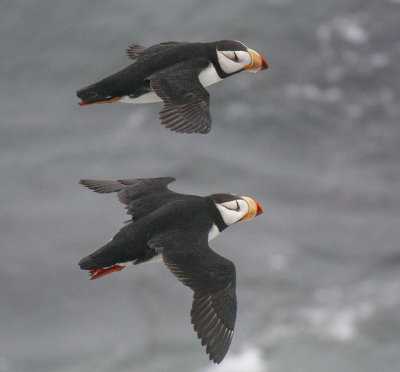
[149, 59, 212, 134]
[79, 177, 178, 220]
[150, 230, 236, 363]
[126, 41, 183, 61]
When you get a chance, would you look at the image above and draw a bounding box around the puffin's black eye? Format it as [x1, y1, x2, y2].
[222, 200, 241, 211]
[219, 50, 240, 63]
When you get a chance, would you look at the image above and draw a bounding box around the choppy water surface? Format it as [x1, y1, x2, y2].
[1, 1, 399, 371]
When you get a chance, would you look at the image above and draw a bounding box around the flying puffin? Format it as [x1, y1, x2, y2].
[78, 177, 263, 363]
[76, 40, 269, 134]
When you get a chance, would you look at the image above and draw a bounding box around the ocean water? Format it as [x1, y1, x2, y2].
[1, 0, 399, 371]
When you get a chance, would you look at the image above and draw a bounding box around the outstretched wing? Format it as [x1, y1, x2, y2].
[150, 230, 237, 363]
[149, 59, 212, 134]
[79, 177, 179, 220]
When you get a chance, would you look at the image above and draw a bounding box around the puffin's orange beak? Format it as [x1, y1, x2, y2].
[244, 49, 269, 72]
[240, 197, 264, 221]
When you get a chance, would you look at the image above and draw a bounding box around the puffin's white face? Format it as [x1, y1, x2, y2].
[216, 49, 252, 74]
[215, 199, 250, 226]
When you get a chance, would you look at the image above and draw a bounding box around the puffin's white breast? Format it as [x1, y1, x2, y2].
[198, 63, 223, 87]
[208, 224, 220, 241]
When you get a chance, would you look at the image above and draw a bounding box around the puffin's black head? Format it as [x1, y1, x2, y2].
[208, 193, 263, 226]
[215, 40, 269, 76]
[216, 40, 248, 52]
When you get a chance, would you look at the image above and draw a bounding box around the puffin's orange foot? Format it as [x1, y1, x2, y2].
[89, 265, 125, 280]
[79, 97, 121, 106]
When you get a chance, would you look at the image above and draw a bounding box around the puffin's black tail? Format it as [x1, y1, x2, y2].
[78, 237, 132, 279]
[76, 63, 139, 105]
[76, 80, 122, 106]
[79, 245, 115, 270]
[78, 253, 105, 270]
[79, 225, 157, 279]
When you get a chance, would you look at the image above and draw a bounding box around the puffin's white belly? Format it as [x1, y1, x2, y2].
[120, 91, 162, 104]
[141, 255, 163, 264]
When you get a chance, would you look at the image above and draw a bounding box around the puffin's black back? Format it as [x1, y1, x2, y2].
[76, 42, 216, 102]
[78, 177, 225, 271]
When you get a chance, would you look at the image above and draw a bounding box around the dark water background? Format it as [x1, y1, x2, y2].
[1, 0, 399, 371]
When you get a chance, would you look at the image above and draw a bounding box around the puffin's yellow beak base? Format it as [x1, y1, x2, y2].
[241, 196, 263, 221]
[244, 49, 269, 72]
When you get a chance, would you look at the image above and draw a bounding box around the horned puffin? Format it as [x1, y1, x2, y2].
[78, 177, 263, 363]
[76, 40, 268, 134]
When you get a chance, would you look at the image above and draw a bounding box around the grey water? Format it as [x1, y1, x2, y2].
[1, 0, 399, 371]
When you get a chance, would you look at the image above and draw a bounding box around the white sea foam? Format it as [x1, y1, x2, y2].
[285, 84, 343, 103]
[302, 303, 374, 342]
[368, 53, 389, 69]
[334, 17, 368, 44]
[202, 347, 267, 372]
[317, 16, 369, 45]
[269, 253, 288, 271]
